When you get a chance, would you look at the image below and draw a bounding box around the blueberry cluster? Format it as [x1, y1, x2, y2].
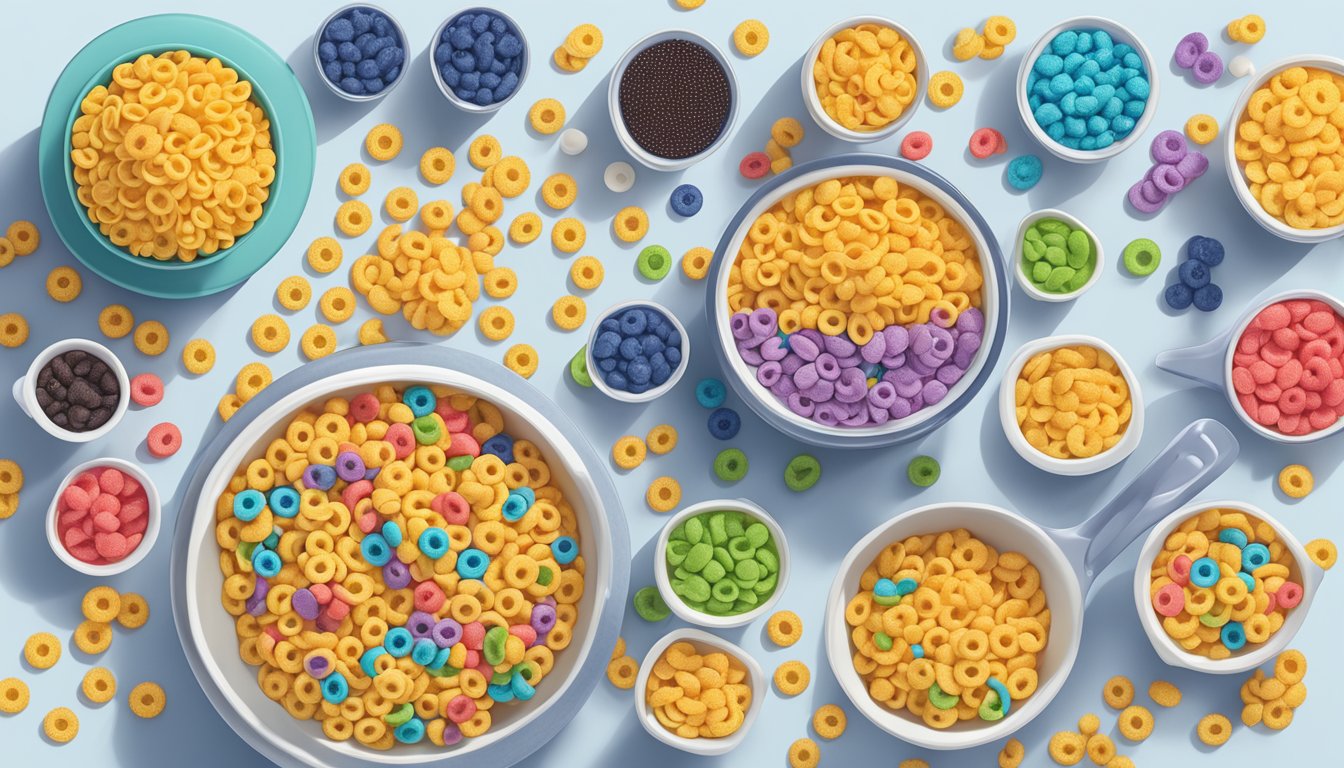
[1165, 236, 1224, 312]
[591, 306, 684, 395]
[317, 7, 405, 97]
[434, 10, 525, 107]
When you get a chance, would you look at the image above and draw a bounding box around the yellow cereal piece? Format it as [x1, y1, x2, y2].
[646, 424, 678, 455]
[952, 28, 987, 61]
[552, 46, 588, 73]
[307, 236, 343, 274]
[419, 147, 456, 185]
[613, 206, 649, 243]
[0, 312, 28, 348]
[1228, 14, 1266, 44]
[612, 637, 626, 660]
[46, 266, 82, 303]
[24, 631, 61, 669]
[612, 436, 647, 469]
[97, 304, 133, 339]
[468, 187, 503, 225]
[767, 610, 802, 647]
[116, 593, 150, 629]
[552, 295, 586, 331]
[1197, 713, 1232, 746]
[82, 667, 116, 704]
[1085, 733, 1116, 764]
[770, 155, 793, 175]
[7, 221, 39, 256]
[648, 641, 752, 739]
[491, 155, 531, 198]
[1103, 675, 1135, 709]
[1107, 758, 1135, 768]
[74, 620, 112, 655]
[1149, 680, 1182, 708]
[0, 237, 13, 268]
[82, 585, 120, 623]
[43, 706, 78, 743]
[181, 339, 216, 375]
[541, 173, 578, 210]
[0, 460, 22, 495]
[771, 117, 805, 149]
[1015, 344, 1133, 460]
[128, 681, 166, 718]
[606, 654, 638, 689]
[774, 660, 810, 696]
[814, 23, 919, 132]
[365, 123, 403, 161]
[133, 320, 169, 356]
[276, 276, 311, 311]
[1078, 712, 1100, 735]
[1263, 698, 1294, 730]
[682, 247, 712, 280]
[733, 20, 769, 57]
[1185, 114, 1220, 145]
[980, 43, 1006, 60]
[812, 703, 846, 739]
[413, 200, 449, 232]
[0, 492, 17, 520]
[983, 16, 1017, 47]
[508, 213, 543, 244]
[336, 200, 373, 236]
[250, 314, 290, 354]
[0, 677, 29, 714]
[675, 0, 705, 8]
[563, 24, 603, 59]
[300, 324, 338, 360]
[357, 318, 388, 345]
[569, 256, 604, 291]
[1277, 464, 1313, 498]
[384, 186, 419, 223]
[217, 393, 242, 422]
[483, 267, 518, 299]
[998, 738, 1026, 768]
[1306, 538, 1336, 569]
[788, 738, 819, 768]
[646, 476, 681, 512]
[928, 70, 964, 108]
[479, 306, 515, 342]
[234, 362, 272, 402]
[504, 344, 538, 378]
[1048, 731, 1085, 765]
[338, 162, 371, 196]
[318, 288, 355, 324]
[1117, 705, 1154, 741]
[552, 217, 586, 253]
[529, 98, 566, 135]
[469, 135, 501, 169]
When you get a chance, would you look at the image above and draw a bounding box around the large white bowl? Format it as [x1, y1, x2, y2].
[1223, 55, 1344, 243]
[800, 15, 926, 143]
[170, 345, 628, 768]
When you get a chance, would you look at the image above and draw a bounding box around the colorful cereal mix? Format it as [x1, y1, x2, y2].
[1231, 299, 1344, 436]
[320, 288, 357, 323]
[133, 320, 169, 356]
[336, 200, 373, 236]
[928, 71, 965, 108]
[43, 706, 78, 743]
[767, 610, 802, 647]
[365, 123, 403, 162]
[1020, 217, 1097, 294]
[251, 314, 290, 354]
[1277, 465, 1313, 498]
[1228, 15, 1266, 44]
[74, 620, 113, 654]
[812, 704, 846, 739]
[339, 163, 371, 196]
[774, 660, 810, 696]
[182, 339, 216, 375]
[607, 654, 638, 689]
[1104, 675, 1135, 708]
[528, 99, 566, 135]
[82, 667, 116, 704]
[714, 448, 749, 483]
[45, 266, 82, 303]
[646, 477, 681, 512]
[25, 631, 61, 669]
[900, 131, 933, 160]
[733, 20, 769, 57]
[146, 422, 182, 458]
[789, 738, 820, 768]
[646, 640, 752, 739]
[665, 508, 779, 614]
[1149, 680, 1182, 707]
[1185, 114, 1219, 145]
[98, 304, 133, 339]
[0, 313, 28, 348]
[1014, 344, 1132, 459]
[1122, 238, 1161, 276]
[784, 454, 821, 492]
[128, 682, 165, 718]
[999, 738, 1026, 768]
[116, 593, 150, 629]
[1026, 29, 1150, 152]
[130, 373, 164, 407]
[0, 678, 29, 714]
[906, 455, 940, 486]
[1197, 713, 1232, 746]
[647, 425, 678, 455]
[504, 343, 538, 377]
[812, 22, 918, 133]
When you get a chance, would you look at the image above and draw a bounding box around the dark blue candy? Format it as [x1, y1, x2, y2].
[323, 61, 343, 82]
[665, 346, 682, 366]
[596, 357, 617, 372]
[644, 309, 664, 329]
[355, 32, 376, 53]
[1165, 282, 1194, 310]
[670, 184, 704, 216]
[599, 318, 620, 334]
[481, 72, 501, 90]
[628, 360, 653, 385]
[620, 310, 647, 336]
[356, 59, 380, 79]
[1187, 236, 1224, 267]
[318, 41, 338, 64]
[1178, 259, 1210, 289]
[619, 337, 643, 360]
[641, 335, 665, 356]
[385, 65, 400, 83]
[456, 87, 478, 101]
[340, 77, 365, 94]
[372, 15, 390, 36]
[471, 14, 491, 34]
[606, 370, 629, 389]
[495, 71, 519, 100]
[338, 41, 361, 62]
[497, 34, 523, 58]
[1193, 283, 1222, 312]
[350, 10, 372, 35]
[362, 77, 385, 93]
[449, 26, 474, 50]
[452, 50, 476, 73]
[616, 359, 629, 373]
[366, 36, 395, 58]
[593, 331, 621, 359]
[341, 61, 356, 77]
[627, 380, 651, 394]
[651, 360, 672, 385]
[326, 17, 355, 42]
[475, 89, 495, 105]
[665, 329, 682, 348]
[489, 58, 509, 75]
[460, 71, 480, 91]
[708, 408, 741, 440]
[490, 16, 508, 36]
[481, 434, 515, 463]
[375, 46, 404, 73]
[435, 43, 453, 67]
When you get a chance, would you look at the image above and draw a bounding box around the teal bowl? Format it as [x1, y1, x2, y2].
[39, 14, 316, 298]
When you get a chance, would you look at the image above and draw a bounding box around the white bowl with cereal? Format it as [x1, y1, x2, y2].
[801, 16, 926, 143]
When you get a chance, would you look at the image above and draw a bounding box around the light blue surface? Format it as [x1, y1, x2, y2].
[0, 2, 1340, 766]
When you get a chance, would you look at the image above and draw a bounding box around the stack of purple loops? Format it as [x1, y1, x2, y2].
[1127, 130, 1207, 214]
[1173, 32, 1223, 85]
[731, 306, 985, 428]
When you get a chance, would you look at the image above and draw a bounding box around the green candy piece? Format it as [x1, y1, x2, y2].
[1022, 240, 1043, 262]
[784, 454, 821, 491]
[684, 516, 704, 544]
[673, 566, 689, 581]
[701, 559, 727, 583]
[978, 690, 1006, 721]
[711, 580, 739, 603]
[680, 574, 711, 603]
[745, 522, 770, 548]
[705, 598, 733, 615]
[1066, 229, 1091, 258]
[1025, 225, 1044, 243]
[569, 347, 594, 387]
[426, 665, 460, 678]
[874, 631, 894, 651]
[735, 588, 758, 607]
[684, 600, 707, 612]
[727, 536, 755, 561]
[491, 671, 513, 685]
[1044, 266, 1075, 292]
[683, 542, 713, 572]
[734, 559, 760, 583]
[384, 701, 415, 726]
[666, 539, 691, 566]
[713, 546, 735, 572]
[637, 245, 673, 281]
[1038, 218, 1069, 236]
[732, 599, 755, 613]
[754, 547, 779, 572]
[928, 683, 960, 710]
[708, 513, 728, 545]
[1066, 263, 1093, 291]
[753, 571, 778, 595]
[483, 626, 508, 666]
[633, 585, 671, 622]
[1030, 260, 1051, 283]
[1065, 246, 1090, 270]
[873, 593, 901, 606]
[447, 455, 474, 471]
[714, 448, 749, 482]
[536, 566, 553, 586]
[724, 511, 746, 538]
[412, 414, 442, 445]
[1122, 238, 1161, 276]
[669, 523, 687, 542]
[908, 455, 940, 487]
[1043, 245, 1067, 266]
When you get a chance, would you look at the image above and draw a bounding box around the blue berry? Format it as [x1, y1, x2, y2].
[490, 58, 509, 75]
[471, 14, 491, 34]
[338, 42, 361, 62]
[318, 41, 338, 64]
[440, 66, 460, 87]
[670, 184, 704, 217]
[452, 50, 476, 73]
[708, 408, 742, 440]
[323, 61, 343, 82]
[1165, 282, 1194, 310]
[362, 77, 385, 94]
[497, 33, 523, 58]
[1187, 236, 1224, 267]
[325, 17, 355, 42]
[665, 346, 682, 366]
[1178, 259, 1210, 289]
[599, 317, 620, 334]
[593, 331, 621, 359]
[1193, 283, 1223, 312]
[449, 26, 474, 50]
[475, 89, 494, 106]
[350, 10, 372, 35]
[596, 357, 617, 372]
[385, 66, 400, 83]
[606, 371, 628, 390]
[495, 71, 519, 100]
[628, 360, 653, 385]
[490, 16, 508, 36]
[372, 14, 390, 36]
[618, 337, 643, 361]
[459, 71, 480, 91]
[620, 309, 647, 336]
[665, 328, 682, 349]
[340, 61, 356, 78]
[356, 59, 380, 79]
[456, 87, 478, 102]
[340, 77, 365, 95]
[375, 46, 404, 73]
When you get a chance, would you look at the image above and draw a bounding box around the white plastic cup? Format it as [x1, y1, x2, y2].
[12, 338, 129, 443]
[800, 16, 926, 143]
[47, 457, 161, 577]
[586, 300, 689, 404]
[1011, 209, 1105, 302]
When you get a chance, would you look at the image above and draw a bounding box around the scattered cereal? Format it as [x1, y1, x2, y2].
[928, 70, 965, 108]
[133, 320, 169, 356]
[365, 123, 403, 162]
[1228, 14, 1266, 44]
[773, 660, 810, 696]
[0, 313, 28, 348]
[812, 704, 846, 739]
[357, 318, 387, 345]
[336, 200, 373, 236]
[681, 247, 712, 280]
[43, 706, 78, 743]
[1277, 464, 1313, 498]
[82, 585, 120, 623]
[300, 324, 337, 360]
[146, 422, 182, 458]
[469, 135, 501, 169]
[789, 738, 820, 768]
[504, 343, 538, 377]
[116, 593, 150, 629]
[569, 256, 604, 291]
[552, 218, 586, 253]
[529, 98, 566, 134]
[646, 476, 681, 512]
[82, 667, 116, 704]
[541, 173, 577, 210]
[1149, 680, 1182, 708]
[319, 288, 356, 324]
[1103, 675, 1135, 709]
[276, 276, 312, 311]
[419, 147, 455, 185]
[338, 162, 371, 196]
[250, 314, 290, 354]
[1049, 730, 1085, 765]
[784, 454, 821, 492]
[74, 620, 112, 654]
[733, 20, 769, 57]
[46, 266, 82, 303]
[633, 585, 671, 622]
[0, 677, 29, 714]
[509, 212, 542, 244]
[1306, 538, 1336, 569]
[1197, 713, 1232, 746]
[24, 631, 61, 669]
[128, 682, 165, 718]
[182, 339, 216, 375]
[767, 610, 802, 647]
[98, 304, 133, 339]
[1185, 114, 1219, 145]
[306, 237, 343, 274]
[483, 267, 519, 299]
[613, 436, 647, 469]
[479, 306, 515, 342]
[999, 738, 1026, 768]
[606, 654, 638, 689]
[647, 424, 677, 455]
[613, 206, 649, 243]
[1117, 704, 1154, 741]
[384, 186, 419, 223]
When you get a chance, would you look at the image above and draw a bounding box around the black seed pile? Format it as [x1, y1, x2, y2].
[35, 350, 120, 432]
[619, 39, 731, 160]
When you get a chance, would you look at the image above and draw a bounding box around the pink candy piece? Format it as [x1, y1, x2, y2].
[445, 694, 476, 724]
[325, 599, 351, 621]
[56, 463, 152, 566]
[462, 621, 485, 650]
[130, 373, 165, 407]
[1168, 555, 1192, 586]
[348, 393, 381, 423]
[414, 580, 446, 613]
[90, 493, 120, 516]
[385, 422, 416, 459]
[508, 624, 538, 647]
[93, 511, 121, 533]
[1276, 582, 1304, 609]
[94, 531, 129, 559]
[448, 432, 480, 459]
[431, 491, 471, 526]
[309, 583, 333, 605]
[61, 484, 93, 511]
[97, 467, 126, 496]
[1152, 582, 1185, 617]
[146, 422, 182, 458]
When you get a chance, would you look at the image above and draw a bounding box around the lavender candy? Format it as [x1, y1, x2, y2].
[787, 392, 817, 417]
[1140, 178, 1168, 204]
[822, 333, 856, 357]
[1173, 32, 1207, 69]
[802, 379, 835, 403]
[431, 618, 463, 648]
[888, 367, 923, 398]
[955, 307, 985, 335]
[815, 353, 842, 381]
[909, 324, 933, 355]
[303, 463, 337, 491]
[383, 559, 412, 590]
[907, 356, 938, 377]
[793, 362, 820, 390]
[738, 343, 764, 366]
[883, 325, 910, 354]
[861, 333, 886, 364]
[531, 603, 557, 634]
[814, 402, 845, 426]
[1152, 164, 1186, 195]
[923, 379, 949, 406]
[835, 367, 868, 403]
[246, 577, 272, 617]
[335, 451, 366, 482]
[868, 380, 897, 410]
[770, 375, 799, 398]
[1128, 181, 1166, 214]
[1192, 51, 1223, 85]
[953, 333, 982, 370]
[759, 336, 790, 361]
[1176, 151, 1209, 180]
[890, 395, 913, 420]
[757, 360, 783, 387]
[1151, 130, 1188, 165]
[730, 312, 753, 340]
[291, 585, 320, 620]
[936, 362, 968, 386]
[406, 610, 437, 638]
[882, 352, 908, 370]
[789, 332, 820, 361]
[442, 723, 464, 746]
[866, 402, 891, 425]
[749, 307, 778, 337]
[840, 408, 871, 427]
[781, 355, 805, 375]
[928, 326, 955, 361]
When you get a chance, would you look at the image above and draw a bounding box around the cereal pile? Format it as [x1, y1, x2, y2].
[1231, 298, 1344, 436]
[664, 509, 780, 617]
[1012, 343, 1132, 459]
[645, 640, 752, 739]
[1026, 28, 1150, 151]
[1240, 649, 1307, 729]
[1019, 217, 1097, 295]
[71, 51, 275, 261]
[812, 22, 918, 132]
[553, 24, 602, 73]
[1148, 507, 1302, 658]
[844, 528, 1049, 729]
[215, 383, 584, 748]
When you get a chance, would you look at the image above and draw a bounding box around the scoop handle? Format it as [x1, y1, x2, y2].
[12, 375, 31, 418]
[1074, 419, 1239, 590]
[1155, 328, 1232, 391]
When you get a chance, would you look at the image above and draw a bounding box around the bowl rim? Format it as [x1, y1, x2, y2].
[1133, 499, 1323, 674]
[799, 15, 926, 143]
[15, 338, 130, 443]
[311, 3, 411, 104]
[997, 333, 1145, 476]
[651, 498, 790, 630]
[1011, 208, 1106, 302]
[427, 6, 529, 113]
[585, 300, 690, 404]
[169, 345, 629, 768]
[1015, 15, 1160, 164]
[46, 457, 161, 576]
[706, 153, 1009, 448]
[607, 28, 739, 171]
[632, 627, 766, 756]
[1222, 54, 1344, 243]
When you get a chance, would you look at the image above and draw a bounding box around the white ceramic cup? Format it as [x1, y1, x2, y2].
[800, 16, 926, 143]
[47, 457, 161, 577]
[586, 300, 689, 404]
[428, 7, 528, 113]
[998, 334, 1145, 475]
[1011, 208, 1105, 302]
[633, 628, 765, 756]
[12, 338, 129, 443]
[312, 4, 409, 103]
[653, 499, 789, 630]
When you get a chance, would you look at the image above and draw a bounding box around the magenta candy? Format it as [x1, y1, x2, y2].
[1176, 151, 1209, 180]
[1152, 164, 1186, 194]
[1192, 51, 1223, 84]
[1151, 130, 1188, 164]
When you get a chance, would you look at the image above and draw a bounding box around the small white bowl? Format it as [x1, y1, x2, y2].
[312, 4, 409, 103]
[800, 16, 926, 143]
[634, 628, 765, 756]
[608, 30, 739, 171]
[1016, 16, 1159, 163]
[1134, 500, 1325, 674]
[998, 334, 1145, 476]
[653, 499, 790, 630]
[1011, 209, 1105, 302]
[428, 7, 529, 113]
[586, 300, 689, 404]
[11, 338, 129, 443]
[47, 457, 161, 577]
[1224, 55, 1344, 243]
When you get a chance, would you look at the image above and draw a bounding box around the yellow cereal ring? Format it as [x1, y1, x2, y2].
[133, 320, 169, 356]
[8, 221, 40, 256]
[1085, 733, 1115, 764]
[552, 218, 586, 253]
[774, 660, 810, 696]
[1048, 731, 1085, 765]
[301, 324, 338, 360]
[733, 20, 769, 57]
[335, 200, 372, 236]
[24, 631, 61, 669]
[569, 256, 604, 291]
[529, 99, 566, 135]
[611, 637, 626, 661]
[1197, 713, 1232, 746]
[1229, 15, 1266, 44]
[952, 28, 986, 61]
[682, 247, 712, 280]
[116, 593, 150, 629]
[469, 135, 502, 169]
[811, 703, 846, 739]
[43, 706, 79, 743]
[771, 117, 805, 149]
[552, 46, 588, 73]
[1149, 680, 1182, 708]
[676, 0, 705, 8]
[276, 276, 312, 311]
[306, 237, 343, 274]
[419, 199, 454, 231]
[82, 667, 117, 704]
[541, 173, 578, 209]
[234, 363, 272, 402]
[998, 738, 1026, 768]
[338, 162, 371, 196]
[218, 393, 243, 422]
[74, 620, 112, 654]
[97, 304, 133, 339]
[646, 476, 681, 512]
[564, 24, 604, 59]
[82, 585, 121, 623]
[606, 654, 638, 689]
[612, 436, 647, 469]
[1103, 675, 1135, 709]
[1118, 704, 1154, 741]
[128, 681, 166, 718]
[0, 492, 17, 520]
[1305, 538, 1336, 569]
[929, 71, 965, 108]
[365, 123, 403, 161]
[181, 339, 216, 375]
[504, 344, 539, 378]
[646, 424, 678, 455]
[0, 460, 22, 495]
[552, 295, 586, 331]
[1277, 464, 1313, 498]
[492, 156, 531, 198]
[980, 43, 1006, 60]
[479, 306, 515, 342]
[0, 237, 13, 268]
[983, 16, 1017, 47]
[789, 738, 820, 768]
[420, 147, 456, 185]
[1185, 114, 1220, 145]
[613, 206, 649, 243]
[1078, 713, 1100, 735]
[484, 267, 519, 299]
[0, 677, 30, 714]
[250, 314, 290, 354]
[320, 287, 356, 323]
[509, 212, 543, 243]
[384, 186, 419, 223]
[358, 318, 388, 345]
[46, 266, 82, 303]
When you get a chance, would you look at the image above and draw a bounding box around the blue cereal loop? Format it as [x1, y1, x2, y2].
[708, 407, 742, 440]
[385, 627, 414, 658]
[361, 533, 392, 567]
[402, 385, 436, 418]
[1236, 571, 1256, 593]
[267, 486, 300, 518]
[502, 491, 531, 521]
[895, 577, 918, 596]
[488, 683, 515, 702]
[252, 548, 282, 578]
[696, 378, 726, 408]
[233, 489, 265, 522]
[263, 530, 280, 550]
[511, 669, 537, 701]
[986, 677, 1012, 716]
[1242, 543, 1271, 571]
[1217, 528, 1248, 549]
[1006, 155, 1043, 190]
[360, 646, 387, 677]
[381, 520, 403, 548]
[321, 671, 349, 704]
[873, 578, 899, 597]
[481, 433, 515, 463]
[670, 184, 704, 217]
[1189, 556, 1219, 587]
[457, 548, 490, 579]
[411, 638, 438, 666]
[394, 717, 425, 744]
[1221, 621, 1246, 650]
[551, 536, 579, 565]
[418, 528, 450, 559]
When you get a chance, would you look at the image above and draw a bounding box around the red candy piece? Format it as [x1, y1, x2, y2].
[62, 484, 93, 511]
[97, 468, 125, 496]
[119, 473, 141, 498]
[93, 511, 121, 533]
[1276, 582, 1303, 609]
[900, 131, 933, 160]
[349, 393, 381, 423]
[130, 373, 164, 407]
[448, 432, 480, 458]
[73, 472, 100, 496]
[508, 624, 538, 647]
[385, 422, 416, 459]
[432, 491, 471, 526]
[462, 621, 485, 650]
[414, 581, 446, 613]
[739, 151, 770, 179]
[969, 127, 1005, 159]
[146, 422, 182, 458]
[95, 531, 129, 559]
[309, 583, 333, 605]
[435, 403, 470, 432]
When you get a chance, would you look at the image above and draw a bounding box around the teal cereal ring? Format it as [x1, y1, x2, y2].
[714, 448, 749, 483]
[784, 454, 821, 491]
[1122, 238, 1161, 276]
[907, 455, 940, 487]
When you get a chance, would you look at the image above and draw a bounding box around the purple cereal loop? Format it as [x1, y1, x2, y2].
[822, 333, 856, 357]
[953, 344, 978, 371]
[383, 560, 412, 590]
[833, 353, 862, 369]
[882, 325, 910, 354]
[407, 610, 436, 638]
[907, 356, 937, 377]
[909, 390, 925, 411]
[789, 333, 820, 361]
[1173, 32, 1206, 68]
[929, 326, 955, 361]
[802, 379, 835, 403]
[759, 336, 789, 361]
[867, 402, 891, 425]
[246, 591, 268, 617]
[814, 402, 844, 426]
[770, 376, 798, 397]
[781, 355, 804, 375]
[909, 324, 933, 355]
[793, 362, 820, 390]
[835, 368, 868, 403]
[936, 362, 968, 386]
[730, 312, 753, 340]
[335, 451, 366, 482]
[1128, 181, 1166, 214]
[955, 307, 984, 335]
[1193, 51, 1223, 84]
[787, 392, 816, 417]
[305, 654, 330, 677]
[757, 360, 783, 387]
[749, 307, 778, 337]
[815, 353, 841, 381]
[442, 722, 463, 746]
[1151, 130, 1188, 164]
[1152, 164, 1186, 194]
[889, 367, 922, 398]
[540, 596, 557, 608]
[1140, 178, 1167, 204]
[889, 396, 913, 420]
[917, 350, 945, 371]
[841, 408, 871, 427]
[881, 352, 907, 370]
[737, 332, 768, 350]
[738, 345, 764, 366]
[531, 603, 557, 633]
[861, 333, 886, 364]
[1177, 151, 1209, 180]
[291, 586, 320, 620]
[432, 618, 463, 648]
[868, 381, 897, 409]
